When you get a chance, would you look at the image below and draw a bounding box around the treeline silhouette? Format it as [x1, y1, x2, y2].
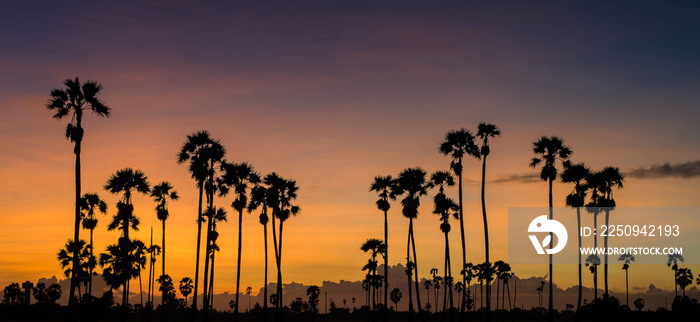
[3, 78, 700, 321]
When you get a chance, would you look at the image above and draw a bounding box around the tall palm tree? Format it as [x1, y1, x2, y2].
[395, 167, 429, 321]
[205, 207, 227, 310]
[667, 254, 684, 297]
[79, 192, 108, 297]
[430, 170, 458, 316]
[146, 236, 161, 306]
[460, 263, 475, 312]
[560, 162, 590, 311]
[361, 238, 386, 314]
[57, 239, 91, 301]
[248, 184, 270, 321]
[180, 277, 194, 303]
[439, 129, 480, 315]
[177, 130, 225, 315]
[47, 77, 110, 305]
[476, 122, 500, 317]
[584, 170, 604, 300]
[370, 175, 397, 322]
[264, 173, 300, 322]
[529, 136, 572, 322]
[103, 167, 150, 315]
[598, 167, 624, 298]
[585, 255, 600, 300]
[150, 181, 179, 314]
[619, 254, 634, 307]
[219, 161, 260, 322]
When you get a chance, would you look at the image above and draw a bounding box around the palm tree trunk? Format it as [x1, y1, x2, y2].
[446, 238, 454, 321]
[209, 249, 216, 310]
[263, 221, 269, 322]
[604, 210, 609, 298]
[547, 178, 553, 322]
[272, 216, 280, 311]
[384, 209, 389, 322]
[577, 208, 582, 311]
[625, 269, 629, 307]
[513, 279, 516, 310]
[481, 156, 491, 322]
[410, 219, 425, 322]
[443, 237, 448, 314]
[148, 228, 153, 306]
[69, 119, 82, 308]
[593, 212, 598, 301]
[89, 228, 94, 298]
[202, 215, 213, 318]
[277, 220, 285, 322]
[235, 209, 243, 322]
[457, 164, 467, 316]
[192, 184, 204, 316]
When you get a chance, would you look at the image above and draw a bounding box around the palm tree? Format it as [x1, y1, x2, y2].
[47, 77, 110, 305]
[264, 173, 300, 322]
[146, 235, 161, 306]
[560, 162, 589, 311]
[431, 269, 442, 313]
[246, 287, 253, 312]
[424, 280, 432, 312]
[149, 181, 179, 306]
[370, 175, 397, 322]
[585, 255, 600, 300]
[619, 254, 634, 307]
[667, 254, 684, 297]
[180, 277, 193, 304]
[103, 168, 150, 316]
[598, 167, 624, 298]
[248, 184, 270, 321]
[460, 263, 475, 312]
[57, 239, 91, 301]
[218, 161, 260, 321]
[439, 129, 480, 315]
[100, 238, 147, 320]
[362, 238, 386, 314]
[177, 130, 225, 314]
[676, 268, 693, 297]
[390, 288, 402, 314]
[476, 122, 500, 316]
[205, 206, 228, 308]
[529, 136, 572, 322]
[430, 171, 458, 315]
[79, 192, 107, 298]
[396, 167, 429, 321]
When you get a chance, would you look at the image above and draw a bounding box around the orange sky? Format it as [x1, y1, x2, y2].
[2, 0, 700, 301]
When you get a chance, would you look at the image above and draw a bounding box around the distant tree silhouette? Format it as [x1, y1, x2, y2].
[633, 298, 644, 311]
[2, 283, 25, 305]
[146, 235, 161, 305]
[248, 184, 270, 321]
[561, 162, 590, 311]
[157, 274, 177, 304]
[396, 167, 429, 321]
[390, 288, 402, 314]
[619, 253, 634, 307]
[307, 285, 321, 315]
[675, 268, 693, 297]
[439, 129, 479, 315]
[476, 123, 500, 318]
[423, 280, 432, 313]
[460, 263, 475, 312]
[219, 161, 260, 321]
[79, 192, 107, 298]
[430, 171, 458, 315]
[246, 287, 253, 311]
[33, 283, 62, 305]
[431, 269, 442, 313]
[180, 277, 193, 303]
[370, 174, 397, 322]
[177, 130, 225, 316]
[585, 255, 601, 300]
[530, 136, 572, 322]
[46, 77, 110, 306]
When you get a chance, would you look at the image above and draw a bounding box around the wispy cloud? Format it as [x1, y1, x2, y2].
[489, 173, 540, 184]
[627, 160, 700, 179]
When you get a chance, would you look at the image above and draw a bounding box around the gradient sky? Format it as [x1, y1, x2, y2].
[2, 0, 700, 300]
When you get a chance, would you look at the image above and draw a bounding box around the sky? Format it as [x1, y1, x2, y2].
[2, 0, 700, 307]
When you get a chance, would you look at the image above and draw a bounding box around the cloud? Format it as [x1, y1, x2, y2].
[627, 160, 700, 179]
[489, 173, 540, 184]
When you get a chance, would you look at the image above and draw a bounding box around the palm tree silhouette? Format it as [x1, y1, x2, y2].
[246, 287, 253, 312]
[150, 181, 178, 316]
[264, 173, 300, 322]
[248, 184, 270, 321]
[57, 239, 91, 300]
[396, 167, 429, 321]
[205, 206, 228, 309]
[619, 254, 634, 307]
[439, 129, 479, 315]
[431, 269, 442, 313]
[423, 280, 432, 312]
[529, 136, 572, 322]
[218, 161, 260, 321]
[584, 170, 604, 300]
[79, 192, 107, 298]
[370, 175, 397, 322]
[146, 234, 161, 306]
[585, 255, 600, 300]
[46, 77, 110, 305]
[390, 288, 402, 314]
[560, 162, 590, 311]
[430, 170, 458, 315]
[180, 277, 194, 304]
[177, 130, 225, 315]
[460, 263, 475, 312]
[361, 238, 386, 314]
[667, 254, 684, 297]
[598, 167, 624, 298]
[476, 123, 500, 317]
[675, 268, 693, 297]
